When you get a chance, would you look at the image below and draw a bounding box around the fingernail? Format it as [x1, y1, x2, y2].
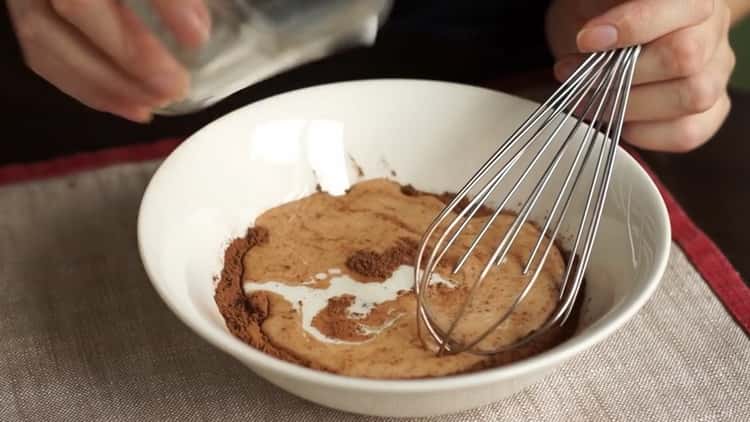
[577, 25, 618, 52]
[182, 5, 211, 46]
[554, 59, 579, 81]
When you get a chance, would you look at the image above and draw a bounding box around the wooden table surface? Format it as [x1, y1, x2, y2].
[1, 8, 747, 286]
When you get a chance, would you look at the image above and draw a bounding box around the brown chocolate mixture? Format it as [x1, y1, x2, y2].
[215, 230, 419, 352]
[400, 184, 494, 217]
[214, 181, 583, 378]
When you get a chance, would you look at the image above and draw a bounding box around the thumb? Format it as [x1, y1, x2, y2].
[576, 0, 714, 52]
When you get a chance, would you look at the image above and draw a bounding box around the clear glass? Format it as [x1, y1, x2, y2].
[124, 0, 392, 115]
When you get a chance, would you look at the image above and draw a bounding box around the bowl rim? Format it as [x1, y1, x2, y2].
[137, 78, 671, 393]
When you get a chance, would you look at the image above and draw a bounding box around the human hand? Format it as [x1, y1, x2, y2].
[7, 0, 211, 123]
[546, 0, 735, 152]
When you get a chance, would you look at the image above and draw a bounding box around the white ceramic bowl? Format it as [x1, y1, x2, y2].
[138, 80, 670, 418]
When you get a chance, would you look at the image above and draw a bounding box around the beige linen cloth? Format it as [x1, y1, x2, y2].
[1, 161, 748, 421]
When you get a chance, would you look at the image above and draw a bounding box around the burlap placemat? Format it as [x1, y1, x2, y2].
[1, 151, 748, 421]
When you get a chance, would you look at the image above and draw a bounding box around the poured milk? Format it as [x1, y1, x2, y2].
[244, 265, 456, 344]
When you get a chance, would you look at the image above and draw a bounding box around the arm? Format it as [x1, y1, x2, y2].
[727, 0, 750, 24]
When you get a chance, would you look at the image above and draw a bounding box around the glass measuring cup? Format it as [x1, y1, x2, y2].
[124, 0, 392, 115]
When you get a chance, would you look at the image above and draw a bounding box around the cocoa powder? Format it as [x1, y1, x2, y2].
[214, 227, 321, 369]
[311, 294, 404, 342]
[346, 237, 419, 280]
[311, 295, 370, 342]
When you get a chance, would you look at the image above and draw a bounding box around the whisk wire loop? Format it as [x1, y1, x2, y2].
[415, 46, 642, 355]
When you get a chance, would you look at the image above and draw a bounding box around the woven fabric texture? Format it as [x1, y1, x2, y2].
[1, 162, 748, 421]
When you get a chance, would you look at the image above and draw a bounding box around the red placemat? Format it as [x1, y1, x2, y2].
[0, 138, 747, 334]
[625, 146, 750, 333]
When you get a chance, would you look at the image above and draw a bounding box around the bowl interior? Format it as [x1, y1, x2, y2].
[138, 79, 670, 388]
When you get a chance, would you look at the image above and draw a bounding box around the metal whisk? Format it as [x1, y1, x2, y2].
[414, 46, 642, 356]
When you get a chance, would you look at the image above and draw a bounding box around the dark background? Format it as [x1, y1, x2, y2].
[1, 2, 748, 284]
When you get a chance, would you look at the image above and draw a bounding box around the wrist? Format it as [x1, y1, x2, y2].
[726, 0, 750, 24]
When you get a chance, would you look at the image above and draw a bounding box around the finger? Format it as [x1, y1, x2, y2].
[622, 93, 731, 152]
[554, 3, 730, 84]
[150, 0, 211, 48]
[50, 0, 189, 100]
[10, 0, 161, 121]
[28, 50, 153, 122]
[625, 43, 734, 122]
[553, 54, 587, 82]
[577, 0, 716, 52]
[632, 0, 730, 84]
